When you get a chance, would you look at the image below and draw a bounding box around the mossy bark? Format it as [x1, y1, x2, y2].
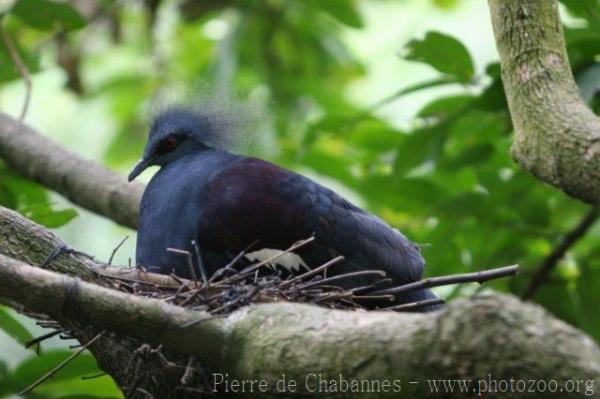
[489, 0, 600, 203]
[1, 207, 599, 398]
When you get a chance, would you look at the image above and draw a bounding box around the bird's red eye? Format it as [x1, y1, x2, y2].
[159, 137, 178, 154]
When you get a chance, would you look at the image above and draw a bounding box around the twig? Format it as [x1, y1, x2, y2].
[351, 294, 396, 302]
[209, 240, 258, 283]
[371, 265, 519, 297]
[298, 270, 386, 290]
[278, 255, 344, 289]
[108, 236, 129, 265]
[522, 206, 599, 300]
[18, 331, 105, 396]
[136, 387, 154, 399]
[348, 278, 393, 294]
[177, 288, 202, 307]
[382, 298, 446, 312]
[167, 248, 198, 288]
[81, 372, 107, 380]
[0, 24, 32, 121]
[191, 240, 209, 287]
[25, 329, 63, 349]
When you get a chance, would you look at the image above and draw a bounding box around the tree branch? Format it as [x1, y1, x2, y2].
[0, 112, 143, 229]
[1, 254, 599, 397]
[488, 0, 600, 204]
[0, 206, 188, 288]
[1, 205, 600, 397]
[522, 206, 599, 299]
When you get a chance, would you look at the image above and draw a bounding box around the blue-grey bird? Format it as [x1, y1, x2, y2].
[128, 107, 441, 310]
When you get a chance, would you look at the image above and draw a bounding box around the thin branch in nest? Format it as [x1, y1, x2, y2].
[0, 24, 32, 122]
[382, 298, 446, 312]
[18, 331, 105, 396]
[210, 240, 259, 283]
[351, 294, 396, 302]
[100, 235, 518, 316]
[278, 255, 344, 289]
[108, 235, 129, 265]
[297, 270, 386, 290]
[349, 278, 393, 294]
[167, 248, 199, 288]
[168, 272, 185, 287]
[370, 264, 519, 297]
[191, 240, 210, 287]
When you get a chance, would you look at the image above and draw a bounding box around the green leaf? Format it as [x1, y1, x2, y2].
[0, 162, 48, 208]
[11, 350, 100, 387]
[11, 0, 85, 31]
[0, 361, 13, 397]
[560, 0, 600, 27]
[442, 143, 495, 169]
[311, 0, 363, 28]
[418, 94, 475, 119]
[0, 306, 33, 347]
[19, 203, 78, 228]
[402, 31, 475, 82]
[394, 127, 445, 176]
[565, 27, 600, 70]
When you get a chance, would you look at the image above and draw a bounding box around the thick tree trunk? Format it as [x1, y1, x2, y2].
[489, 0, 600, 204]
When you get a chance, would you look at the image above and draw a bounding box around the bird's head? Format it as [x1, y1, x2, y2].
[128, 108, 227, 182]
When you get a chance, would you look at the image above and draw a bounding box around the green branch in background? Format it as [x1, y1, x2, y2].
[0, 113, 143, 229]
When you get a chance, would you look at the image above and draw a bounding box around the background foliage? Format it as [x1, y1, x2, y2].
[0, 0, 599, 397]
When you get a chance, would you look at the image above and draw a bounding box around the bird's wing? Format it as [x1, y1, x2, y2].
[198, 157, 425, 283]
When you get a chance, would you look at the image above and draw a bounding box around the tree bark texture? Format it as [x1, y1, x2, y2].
[489, 0, 600, 204]
[0, 112, 143, 228]
[0, 206, 599, 398]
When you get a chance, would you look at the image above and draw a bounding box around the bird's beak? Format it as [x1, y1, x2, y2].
[128, 157, 152, 182]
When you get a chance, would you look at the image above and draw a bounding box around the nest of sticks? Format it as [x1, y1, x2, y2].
[15, 236, 518, 396]
[94, 236, 519, 315]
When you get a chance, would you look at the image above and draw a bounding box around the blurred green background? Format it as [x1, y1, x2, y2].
[1, 0, 599, 397]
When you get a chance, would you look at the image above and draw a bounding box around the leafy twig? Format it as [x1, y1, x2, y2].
[521, 206, 599, 300]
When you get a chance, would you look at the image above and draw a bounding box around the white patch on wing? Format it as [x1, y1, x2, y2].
[244, 248, 309, 272]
